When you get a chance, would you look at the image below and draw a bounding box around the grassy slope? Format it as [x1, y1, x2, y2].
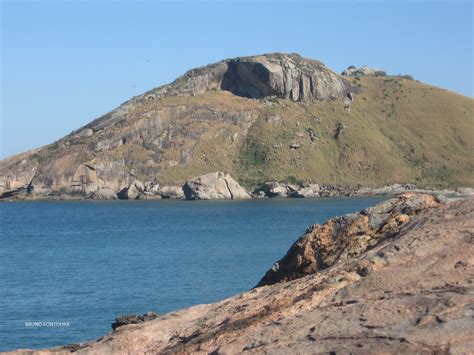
[231, 76, 473, 189]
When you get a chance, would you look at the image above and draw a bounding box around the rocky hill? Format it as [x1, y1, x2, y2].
[13, 194, 473, 353]
[1, 53, 473, 199]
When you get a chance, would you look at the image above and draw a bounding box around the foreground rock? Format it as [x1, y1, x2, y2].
[257, 193, 440, 286]
[18, 194, 473, 354]
[111, 311, 159, 331]
[183, 172, 250, 200]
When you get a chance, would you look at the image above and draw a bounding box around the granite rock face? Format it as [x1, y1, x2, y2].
[158, 185, 185, 200]
[90, 188, 117, 200]
[150, 53, 351, 101]
[183, 172, 250, 200]
[257, 193, 440, 286]
[27, 195, 474, 354]
[341, 65, 386, 77]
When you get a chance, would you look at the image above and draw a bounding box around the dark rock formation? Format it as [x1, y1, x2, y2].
[111, 311, 159, 331]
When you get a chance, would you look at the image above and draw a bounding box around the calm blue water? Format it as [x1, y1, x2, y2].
[0, 197, 384, 351]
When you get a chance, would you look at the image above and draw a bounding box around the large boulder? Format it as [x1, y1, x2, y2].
[260, 182, 288, 198]
[117, 181, 145, 200]
[341, 65, 386, 77]
[289, 184, 320, 198]
[90, 188, 118, 200]
[183, 172, 250, 200]
[159, 185, 185, 199]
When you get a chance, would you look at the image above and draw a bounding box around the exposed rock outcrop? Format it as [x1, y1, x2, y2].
[158, 185, 185, 200]
[259, 181, 288, 197]
[289, 184, 321, 198]
[183, 172, 250, 200]
[90, 188, 117, 200]
[111, 311, 159, 331]
[257, 193, 440, 286]
[1, 52, 473, 200]
[27, 195, 474, 354]
[149, 53, 351, 102]
[117, 181, 145, 200]
[341, 65, 386, 77]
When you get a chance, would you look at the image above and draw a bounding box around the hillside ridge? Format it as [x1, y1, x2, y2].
[1, 52, 473, 200]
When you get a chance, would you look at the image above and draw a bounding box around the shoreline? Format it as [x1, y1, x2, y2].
[1, 182, 473, 202]
[8, 193, 473, 353]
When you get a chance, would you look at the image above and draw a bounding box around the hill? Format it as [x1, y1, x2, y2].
[1, 53, 473, 199]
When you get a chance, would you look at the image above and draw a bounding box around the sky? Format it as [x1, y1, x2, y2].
[1, 0, 473, 158]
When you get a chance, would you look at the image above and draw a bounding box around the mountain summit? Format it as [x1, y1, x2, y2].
[1, 53, 473, 199]
[144, 53, 351, 101]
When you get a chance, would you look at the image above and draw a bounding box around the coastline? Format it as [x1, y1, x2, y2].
[1, 180, 473, 202]
[8, 193, 474, 354]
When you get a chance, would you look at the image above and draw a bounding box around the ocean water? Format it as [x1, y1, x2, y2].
[0, 197, 384, 351]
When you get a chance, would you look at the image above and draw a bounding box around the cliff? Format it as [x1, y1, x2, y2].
[13, 194, 474, 354]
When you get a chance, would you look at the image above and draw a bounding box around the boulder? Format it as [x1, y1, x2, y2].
[144, 181, 160, 194]
[341, 65, 386, 77]
[90, 188, 118, 200]
[117, 181, 145, 200]
[289, 184, 320, 198]
[183, 172, 250, 200]
[261, 182, 288, 198]
[343, 97, 351, 111]
[159, 185, 185, 199]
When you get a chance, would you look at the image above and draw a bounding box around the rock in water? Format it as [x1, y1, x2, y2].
[117, 181, 145, 200]
[90, 187, 118, 200]
[158, 185, 185, 199]
[183, 172, 250, 200]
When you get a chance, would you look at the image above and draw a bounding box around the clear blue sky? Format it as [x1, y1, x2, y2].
[1, 0, 472, 158]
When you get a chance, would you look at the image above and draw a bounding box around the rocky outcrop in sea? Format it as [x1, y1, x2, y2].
[183, 172, 251, 200]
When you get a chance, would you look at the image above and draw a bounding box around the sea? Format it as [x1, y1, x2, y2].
[0, 196, 385, 351]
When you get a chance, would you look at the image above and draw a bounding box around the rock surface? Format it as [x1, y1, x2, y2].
[158, 185, 185, 200]
[341, 65, 386, 77]
[14, 195, 474, 354]
[111, 311, 159, 331]
[183, 172, 250, 200]
[90, 188, 117, 200]
[257, 193, 439, 286]
[151, 52, 351, 102]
